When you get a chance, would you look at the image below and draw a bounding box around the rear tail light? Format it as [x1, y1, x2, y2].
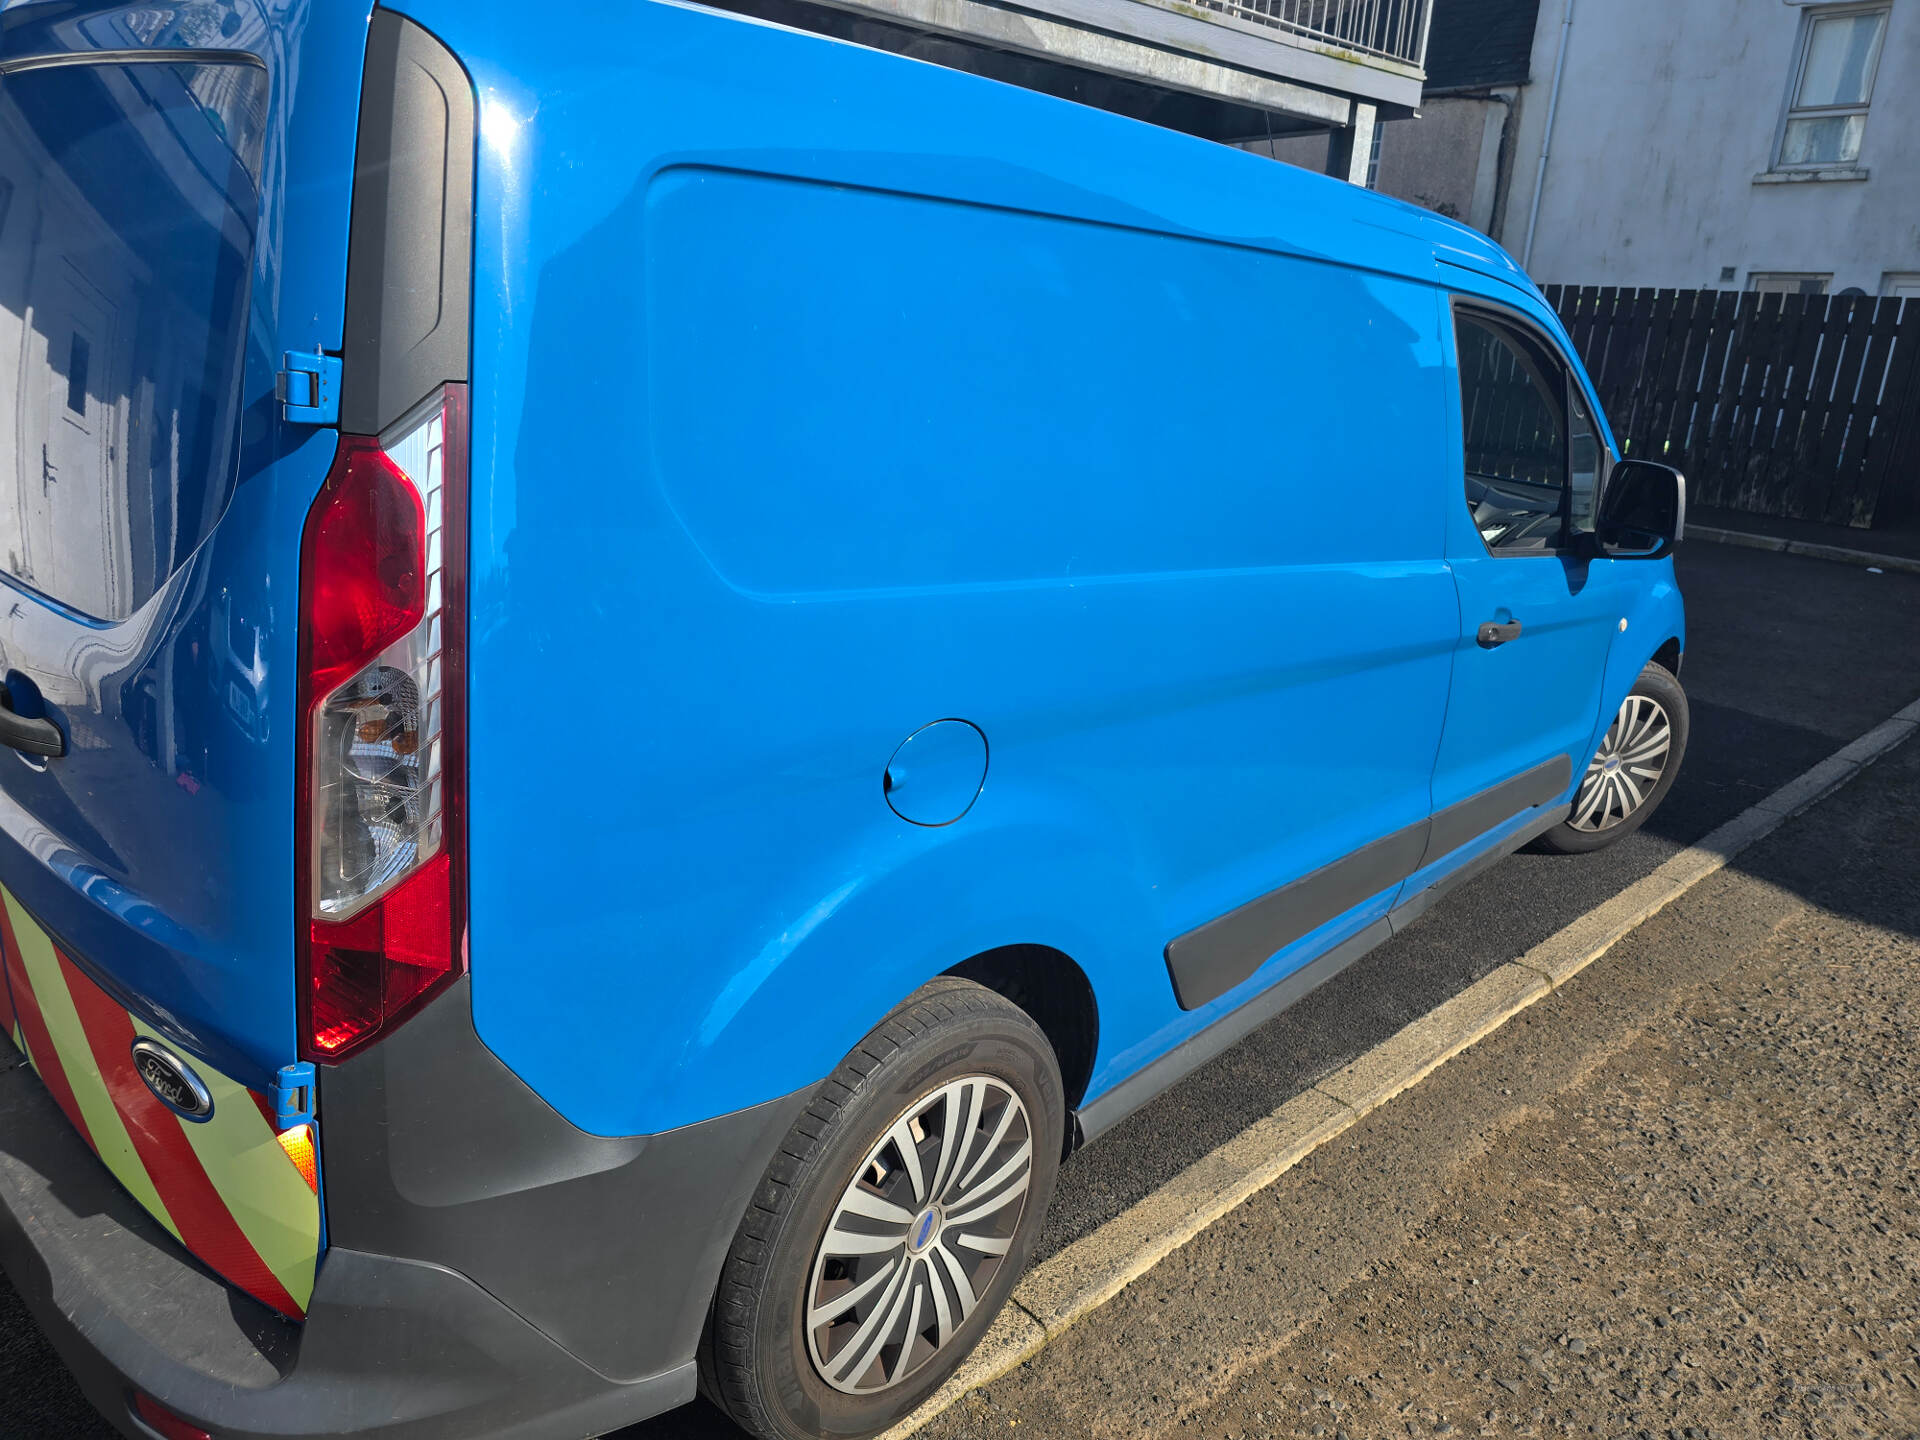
[298, 385, 466, 1061]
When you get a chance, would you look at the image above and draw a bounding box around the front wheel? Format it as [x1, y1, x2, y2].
[699, 978, 1063, 1440]
[1538, 660, 1689, 854]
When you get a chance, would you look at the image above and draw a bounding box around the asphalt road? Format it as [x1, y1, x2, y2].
[3, 541, 1919, 1439]
[918, 681, 1920, 1440]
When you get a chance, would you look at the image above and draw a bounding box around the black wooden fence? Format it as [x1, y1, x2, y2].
[1543, 286, 1920, 528]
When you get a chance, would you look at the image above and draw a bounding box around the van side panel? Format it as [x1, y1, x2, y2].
[435, 0, 1464, 1138]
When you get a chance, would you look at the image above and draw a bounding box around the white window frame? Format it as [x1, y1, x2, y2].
[1770, 2, 1889, 174]
[1748, 272, 1832, 296]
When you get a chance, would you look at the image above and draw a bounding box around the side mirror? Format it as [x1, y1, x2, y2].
[1597, 459, 1686, 560]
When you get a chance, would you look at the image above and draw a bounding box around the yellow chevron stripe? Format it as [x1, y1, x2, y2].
[5, 893, 181, 1243]
[139, 1021, 320, 1313]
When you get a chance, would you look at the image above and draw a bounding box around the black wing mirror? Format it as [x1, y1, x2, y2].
[1597, 459, 1686, 560]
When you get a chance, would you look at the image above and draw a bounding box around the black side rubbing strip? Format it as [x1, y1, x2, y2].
[1419, 753, 1571, 869]
[340, 9, 476, 436]
[1163, 754, 1575, 1013]
[1164, 822, 1428, 1012]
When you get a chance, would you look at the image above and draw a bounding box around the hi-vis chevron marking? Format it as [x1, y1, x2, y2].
[0, 887, 319, 1317]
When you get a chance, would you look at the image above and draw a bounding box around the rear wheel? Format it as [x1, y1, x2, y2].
[699, 978, 1062, 1440]
[1539, 660, 1689, 854]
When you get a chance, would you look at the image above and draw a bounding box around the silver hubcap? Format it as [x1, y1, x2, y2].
[1572, 693, 1672, 832]
[806, 1077, 1033, 1395]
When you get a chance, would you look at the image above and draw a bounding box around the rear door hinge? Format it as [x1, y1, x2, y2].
[270, 1061, 316, 1129]
[277, 350, 341, 426]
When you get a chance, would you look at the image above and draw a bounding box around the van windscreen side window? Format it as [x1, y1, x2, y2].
[1568, 383, 1602, 533]
[0, 59, 266, 621]
[1454, 311, 1570, 555]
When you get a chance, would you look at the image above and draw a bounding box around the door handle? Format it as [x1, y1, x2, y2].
[1477, 619, 1523, 648]
[0, 686, 64, 758]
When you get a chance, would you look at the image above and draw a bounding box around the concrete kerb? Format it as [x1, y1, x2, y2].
[1691, 525, 1920, 577]
[877, 695, 1920, 1440]
[1311, 963, 1547, 1116]
[1015, 1088, 1354, 1337]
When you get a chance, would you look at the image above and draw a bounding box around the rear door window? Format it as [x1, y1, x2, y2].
[0, 58, 266, 621]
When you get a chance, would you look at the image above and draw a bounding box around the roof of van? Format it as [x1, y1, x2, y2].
[1236, 137, 1542, 305]
[643, 0, 1546, 308]
[1358, 185, 1536, 291]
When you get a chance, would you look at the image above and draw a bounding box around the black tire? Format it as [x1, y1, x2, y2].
[1538, 660, 1689, 855]
[698, 977, 1063, 1440]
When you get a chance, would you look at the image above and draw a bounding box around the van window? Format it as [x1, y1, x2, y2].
[1454, 312, 1569, 555]
[0, 59, 266, 621]
[1568, 384, 1601, 533]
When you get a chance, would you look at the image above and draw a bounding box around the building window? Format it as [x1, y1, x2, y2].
[1365, 122, 1383, 191]
[1882, 273, 1920, 300]
[1749, 273, 1832, 297]
[1775, 5, 1888, 170]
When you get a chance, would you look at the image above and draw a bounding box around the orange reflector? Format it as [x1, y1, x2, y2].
[276, 1124, 318, 1193]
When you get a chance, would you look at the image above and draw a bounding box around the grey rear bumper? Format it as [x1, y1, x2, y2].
[0, 988, 811, 1439]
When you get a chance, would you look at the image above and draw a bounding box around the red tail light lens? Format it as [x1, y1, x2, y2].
[131, 1393, 213, 1440]
[302, 440, 426, 695]
[298, 386, 467, 1061]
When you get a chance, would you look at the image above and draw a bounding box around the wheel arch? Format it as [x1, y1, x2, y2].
[1580, 569, 1686, 779]
[640, 812, 1154, 1134]
[944, 943, 1099, 1115]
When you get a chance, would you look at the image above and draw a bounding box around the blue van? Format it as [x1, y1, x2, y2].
[0, 4, 1686, 1438]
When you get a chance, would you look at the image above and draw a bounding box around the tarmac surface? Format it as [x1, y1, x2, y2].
[3, 540, 1918, 1439]
[915, 699, 1920, 1440]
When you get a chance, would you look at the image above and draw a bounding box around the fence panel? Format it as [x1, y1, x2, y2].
[1862, 307, 1920, 525]
[1642, 289, 1700, 458]
[1769, 295, 1836, 520]
[1547, 285, 1915, 528]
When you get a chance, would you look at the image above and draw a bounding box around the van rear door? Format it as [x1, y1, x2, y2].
[0, 5, 373, 1315]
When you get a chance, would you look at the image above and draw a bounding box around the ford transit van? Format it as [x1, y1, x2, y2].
[0, 4, 1685, 1438]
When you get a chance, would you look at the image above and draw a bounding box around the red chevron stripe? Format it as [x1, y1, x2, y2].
[0, 944, 16, 1041]
[0, 902, 93, 1149]
[59, 951, 305, 1320]
[246, 1088, 279, 1129]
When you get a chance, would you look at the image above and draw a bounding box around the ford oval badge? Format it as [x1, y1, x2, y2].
[131, 1038, 215, 1122]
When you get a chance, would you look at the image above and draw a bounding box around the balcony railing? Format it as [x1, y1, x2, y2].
[761, 0, 1430, 134]
[1187, 0, 1430, 68]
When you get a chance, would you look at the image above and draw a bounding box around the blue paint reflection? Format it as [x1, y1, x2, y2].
[0, 59, 265, 621]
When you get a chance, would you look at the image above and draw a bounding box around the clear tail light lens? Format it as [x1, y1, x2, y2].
[298, 386, 466, 1061]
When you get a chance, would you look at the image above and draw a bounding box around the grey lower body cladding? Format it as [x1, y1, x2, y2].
[0, 982, 809, 1440]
